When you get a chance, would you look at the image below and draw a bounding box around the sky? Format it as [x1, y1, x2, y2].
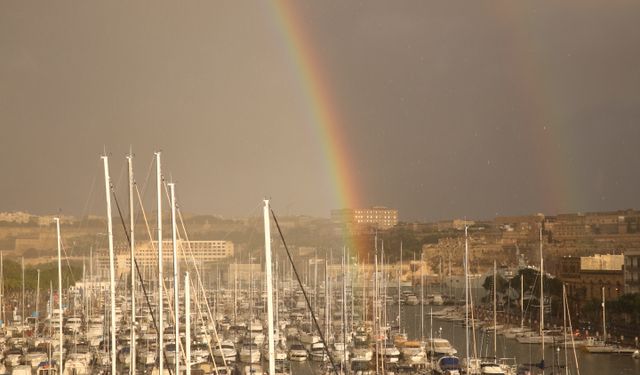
[1, 1, 639, 222]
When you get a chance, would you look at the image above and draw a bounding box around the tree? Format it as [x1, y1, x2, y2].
[482, 273, 509, 295]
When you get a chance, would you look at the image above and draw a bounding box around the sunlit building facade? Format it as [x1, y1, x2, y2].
[331, 206, 398, 229]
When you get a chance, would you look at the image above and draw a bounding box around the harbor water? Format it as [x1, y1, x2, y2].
[399, 304, 640, 375]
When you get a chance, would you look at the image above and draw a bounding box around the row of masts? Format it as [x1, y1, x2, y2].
[47, 152, 277, 375]
[33, 152, 578, 375]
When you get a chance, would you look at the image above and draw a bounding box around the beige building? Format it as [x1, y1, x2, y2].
[331, 206, 398, 229]
[95, 240, 234, 277]
[0, 211, 32, 224]
[580, 254, 624, 271]
[134, 240, 234, 268]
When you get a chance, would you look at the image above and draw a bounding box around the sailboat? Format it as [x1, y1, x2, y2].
[515, 229, 554, 345]
[582, 287, 636, 355]
[502, 277, 533, 339]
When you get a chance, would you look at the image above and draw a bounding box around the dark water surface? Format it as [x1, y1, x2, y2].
[289, 304, 640, 374]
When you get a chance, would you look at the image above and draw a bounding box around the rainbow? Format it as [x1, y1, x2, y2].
[269, 1, 371, 258]
[493, 2, 576, 214]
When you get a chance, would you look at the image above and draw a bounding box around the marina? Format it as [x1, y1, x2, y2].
[0, 164, 638, 375]
[0, 154, 637, 375]
[2, 1, 640, 374]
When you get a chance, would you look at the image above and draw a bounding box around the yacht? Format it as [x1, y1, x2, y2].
[425, 338, 457, 359]
[310, 342, 329, 362]
[288, 343, 308, 362]
[239, 343, 261, 363]
[213, 340, 238, 363]
[434, 355, 462, 375]
[399, 341, 426, 362]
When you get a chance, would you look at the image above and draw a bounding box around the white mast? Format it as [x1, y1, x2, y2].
[102, 155, 117, 375]
[520, 276, 524, 329]
[185, 272, 191, 375]
[380, 242, 386, 375]
[539, 227, 545, 360]
[82, 260, 86, 330]
[155, 151, 164, 374]
[169, 182, 180, 375]
[127, 153, 137, 375]
[493, 260, 497, 359]
[601, 287, 606, 343]
[263, 199, 276, 375]
[55, 217, 64, 374]
[49, 280, 53, 330]
[21, 257, 24, 338]
[0, 252, 3, 324]
[562, 284, 568, 375]
[398, 241, 402, 329]
[374, 250, 379, 375]
[420, 253, 424, 340]
[89, 247, 93, 318]
[464, 226, 470, 373]
[233, 261, 237, 324]
[36, 269, 41, 324]
[325, 257, 330, 347]
[341, 247, 347, 369]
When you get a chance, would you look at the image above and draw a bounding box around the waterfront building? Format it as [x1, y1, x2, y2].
[624, 249, 640, 294]
[558, 254, 624, 314]
[95, 240, 234, 277]
[0, 211, 32, 224]
[331, 206, 398, 229]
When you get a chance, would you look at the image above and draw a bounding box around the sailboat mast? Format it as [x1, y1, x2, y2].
[21, 257, 24, 339]
[601, 287, 606, 343]
[55, 218, 64, 374]
[562, 284, 569, 374]
[82, 260, 86, 328]
[520, 276, 524, 329]
[49, 280, 52, 330]
[170, 183, 180, 375]
[398, 241, 402, 329]
[540, 227, 545, 360]
[263, 199, 276, 375]
[374, 250, 379, 375]
[380, 241, 386, 375]
[325, 258, 330, 346]
[420, 253, 424, 340]
[36, 269, 41, 325]
[127, 153, 136, 375]
[155, 151, 164, 375]
[233, 261, 237, 324]
[464, 226, 470, 372]
[342, 248, 347, 369]
[493, 260, 497, 359]
[0, 252, 3, 324]
[89, 247, 93, 318]
[102, 155, 117, 375]
[185, 272, 191, 375]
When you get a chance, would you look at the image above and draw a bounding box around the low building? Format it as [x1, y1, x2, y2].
[0, 211, 32, 224]
[624, 249, 640, 294]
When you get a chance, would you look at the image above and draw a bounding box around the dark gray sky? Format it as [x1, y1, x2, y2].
[1, 1, 639, 221]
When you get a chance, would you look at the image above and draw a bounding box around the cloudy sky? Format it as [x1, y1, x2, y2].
[1, 1, 639, 221]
